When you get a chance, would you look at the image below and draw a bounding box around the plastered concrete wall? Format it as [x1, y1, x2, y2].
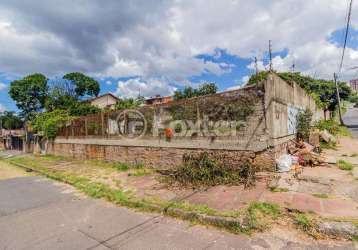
[57, 86, 270, 152]
[46, 73, 324, 170]
[264, 73, 324, 146]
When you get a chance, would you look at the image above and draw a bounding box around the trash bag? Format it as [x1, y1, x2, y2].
[276, 154, 293, 172]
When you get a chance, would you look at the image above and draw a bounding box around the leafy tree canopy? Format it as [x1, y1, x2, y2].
[9, 73, 48, 120]
[0, 111, 23, 130]
[68, 102, 101, 116]
[174, 83, 218, 100]
[115, 98, 142, 110]
[63, 72, 100, 98]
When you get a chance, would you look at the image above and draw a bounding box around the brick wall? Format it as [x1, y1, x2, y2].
[47, 142, 277, 170]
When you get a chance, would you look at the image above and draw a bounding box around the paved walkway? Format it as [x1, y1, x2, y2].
[0, 164, 353, 249]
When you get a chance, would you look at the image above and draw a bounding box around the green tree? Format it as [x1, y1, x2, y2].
[9, 73, 48, 120]
[174, 83, 218, 100]
[115, 98, 142, 110]
[0, 111, 23, 130]
[68, 102, 101, 116]
[63, 72, 100, 98]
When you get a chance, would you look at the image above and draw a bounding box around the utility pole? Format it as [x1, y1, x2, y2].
[334, 73, 344, 125]
[254, 57, 259, 87]
[269, 40, 273, 72]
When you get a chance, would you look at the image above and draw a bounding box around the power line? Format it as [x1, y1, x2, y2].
[338, 0, 354, 74]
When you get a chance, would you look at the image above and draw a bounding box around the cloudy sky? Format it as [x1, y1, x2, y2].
[0, 0, 358, 111]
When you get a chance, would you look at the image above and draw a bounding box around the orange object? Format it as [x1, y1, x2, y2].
[165, 128, 174, 139]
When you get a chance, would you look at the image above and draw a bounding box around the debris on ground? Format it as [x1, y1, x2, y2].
[320, 130, 336, 144]
[318, 221, 358, 239]
[287, 140, 327, 168]
[158, 152, 257, 188]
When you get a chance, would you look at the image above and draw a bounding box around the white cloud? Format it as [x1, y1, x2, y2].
[115, 78, 176, 98]
[0, 0, 357, 84]
[0, 82, 7, 91]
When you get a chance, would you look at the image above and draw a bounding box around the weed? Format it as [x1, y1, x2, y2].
[294, 213, 315, 234]
[115, 163, 130, 171]
[244, 202, 281, 232]
[351, 153, 358, 157]
[315, 119, 352, 137]
[337, 160, 354, 171]
[320, 141, 337, 150]
[161, 152, 256, 188]
[269, 187, 289, 193]
[312, 193, 328, 199]
[128, 168, 153, 177]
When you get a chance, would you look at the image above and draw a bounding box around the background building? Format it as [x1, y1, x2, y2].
[350, 79, 358, 94]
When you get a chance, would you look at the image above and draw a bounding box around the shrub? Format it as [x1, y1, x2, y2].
[31, 110, 74, 139]
[296, 108, 313, 141]
[160, 152, 256, 188]
[337, 160, 354, 171]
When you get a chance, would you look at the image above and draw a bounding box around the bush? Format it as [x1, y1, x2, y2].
[160, 152, 256, 188]
[31, 110, 74, 139]
[296, 108, 313, 141]
[337, 160, 354, 171]
[315, 119, 352, 137]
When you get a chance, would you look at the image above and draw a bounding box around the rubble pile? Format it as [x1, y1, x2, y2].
[276, 130, 334, 173]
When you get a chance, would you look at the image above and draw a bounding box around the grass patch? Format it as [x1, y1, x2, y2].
[128, 168, 153, 177]
[320, 141, 337, 150]
[351, 153, 358, 157]
[315, 119, 352, 137]
[294, 213, 318, 237]
[269, 187, 289, 193]
[244, 202, 281, 233]
[337, 160, 354, 171]
[160, 152, 256, 188]
[312, 193, 329, 199]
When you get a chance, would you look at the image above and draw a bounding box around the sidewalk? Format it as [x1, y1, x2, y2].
[5, 139, 358, 220]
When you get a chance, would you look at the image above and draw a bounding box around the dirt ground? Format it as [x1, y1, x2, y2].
[0, 161, 31, 180]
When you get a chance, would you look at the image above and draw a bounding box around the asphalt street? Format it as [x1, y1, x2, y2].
[0, 174, 356, 250]
[343, 106, 358, 138]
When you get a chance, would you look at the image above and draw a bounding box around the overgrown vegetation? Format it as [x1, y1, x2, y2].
[315, 119, 352, 137]
[8, 72, 102, 138]
[296, 108, 313, 141]
[337, 160, 354, 171]
[160, 152, 256, 188]
[0, 111, 23, 129]
[243, 202, 281, 232]
[247, 71, 354, 114]
[294, 213, 318, 237]
[31, 110, 74, 139]
[115, 98, 142, 110]
[173, 83, 218, 100]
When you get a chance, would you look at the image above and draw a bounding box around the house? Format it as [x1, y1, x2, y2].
[144, 95, 173, 105]
[350, 79, 358, 94]
[0, 129, 25, 151]
[86, 93, 120, 109]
